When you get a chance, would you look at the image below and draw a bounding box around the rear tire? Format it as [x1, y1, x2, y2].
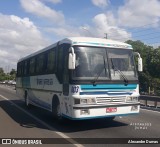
[24, 92, 31, 109]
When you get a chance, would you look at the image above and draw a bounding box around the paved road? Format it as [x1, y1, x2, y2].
[0, 85, 159, 146]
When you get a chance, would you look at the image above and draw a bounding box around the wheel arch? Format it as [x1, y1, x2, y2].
[52, 94, 60, 110]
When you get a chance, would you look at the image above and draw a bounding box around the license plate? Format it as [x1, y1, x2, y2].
[106, 107, 117, 113]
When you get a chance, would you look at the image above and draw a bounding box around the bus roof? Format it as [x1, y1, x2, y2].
[18, 37, 132, 63]
[63, 37, 132, 49]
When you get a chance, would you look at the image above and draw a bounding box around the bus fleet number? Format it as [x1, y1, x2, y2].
[71, 86, 79, 93]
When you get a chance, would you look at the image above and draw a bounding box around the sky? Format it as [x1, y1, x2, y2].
[0, 0, 160, 71]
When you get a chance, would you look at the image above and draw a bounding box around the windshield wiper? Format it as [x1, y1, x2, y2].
[92, 57, 107, 86]
[110, 58, 128, 86]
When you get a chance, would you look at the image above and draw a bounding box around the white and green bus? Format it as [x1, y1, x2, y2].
[16, 37, 143, 121]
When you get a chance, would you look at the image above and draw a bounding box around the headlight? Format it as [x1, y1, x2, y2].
[87, 98, 96, 104]
[81, 99, 87, 104]
[74, 98, 96, 104]
[126, 96, 138, 102]
[126, 96, 132, 102]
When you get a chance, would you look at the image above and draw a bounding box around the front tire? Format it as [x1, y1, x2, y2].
[52, 98, 63, 122]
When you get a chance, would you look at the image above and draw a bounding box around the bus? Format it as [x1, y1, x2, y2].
[16, 37, 143, 121]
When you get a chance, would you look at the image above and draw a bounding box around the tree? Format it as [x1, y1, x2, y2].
[10, 69, 16, 76]
[0, 68, 16, 81]
[147, 48, 160, 78]
[0, 67, 6, 81]
[126, 40, 160, 94]
[10, 69, 16, 80]
[0, 68, 4, 74]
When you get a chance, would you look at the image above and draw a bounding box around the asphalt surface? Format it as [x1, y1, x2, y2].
[0, 85, 159, 147]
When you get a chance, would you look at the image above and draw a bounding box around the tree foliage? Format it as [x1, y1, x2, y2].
[126, 40, 160, 95]
[0, 68, 16, 81]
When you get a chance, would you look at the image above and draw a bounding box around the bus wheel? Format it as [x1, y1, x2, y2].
[52, 98, 63, 122]
[24, 92, 31, 108]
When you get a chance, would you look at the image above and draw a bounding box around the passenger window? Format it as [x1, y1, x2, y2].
[29, 58, 35, 74]
[36, 54, 44, 74]
[47, 49, 55, 73]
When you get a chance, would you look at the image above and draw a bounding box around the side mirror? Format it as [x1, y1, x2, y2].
[68, 47, 76, 70]
[134, 52, 143, 72]
[138, 57, 143, 72]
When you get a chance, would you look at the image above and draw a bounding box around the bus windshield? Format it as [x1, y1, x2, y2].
[72, 46, 137, 81]
[108, 48, 137, 81]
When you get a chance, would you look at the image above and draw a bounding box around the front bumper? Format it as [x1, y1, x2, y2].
[73, 102, 140, 109]
[70, 102, 140, 119]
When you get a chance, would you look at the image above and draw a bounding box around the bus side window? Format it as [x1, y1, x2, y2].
[24, 60, 29, 76]
[19, 61, 24, 77]
[56, 45, 63, 83]
[56, 43, 70, 84]
[29, 57, 35, 75]
[17, 62, 22, 77]
[36, 54, 45, 74]
[47, 49, 55, 73]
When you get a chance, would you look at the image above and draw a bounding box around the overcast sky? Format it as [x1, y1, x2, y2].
[0, 0, 160, 71]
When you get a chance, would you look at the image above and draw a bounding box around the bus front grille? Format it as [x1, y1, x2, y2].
[96, 97, 126, 104]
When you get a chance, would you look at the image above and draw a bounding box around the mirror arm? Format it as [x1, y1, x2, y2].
[71, 47, 74, 55]
[134, 52, 141, 58]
